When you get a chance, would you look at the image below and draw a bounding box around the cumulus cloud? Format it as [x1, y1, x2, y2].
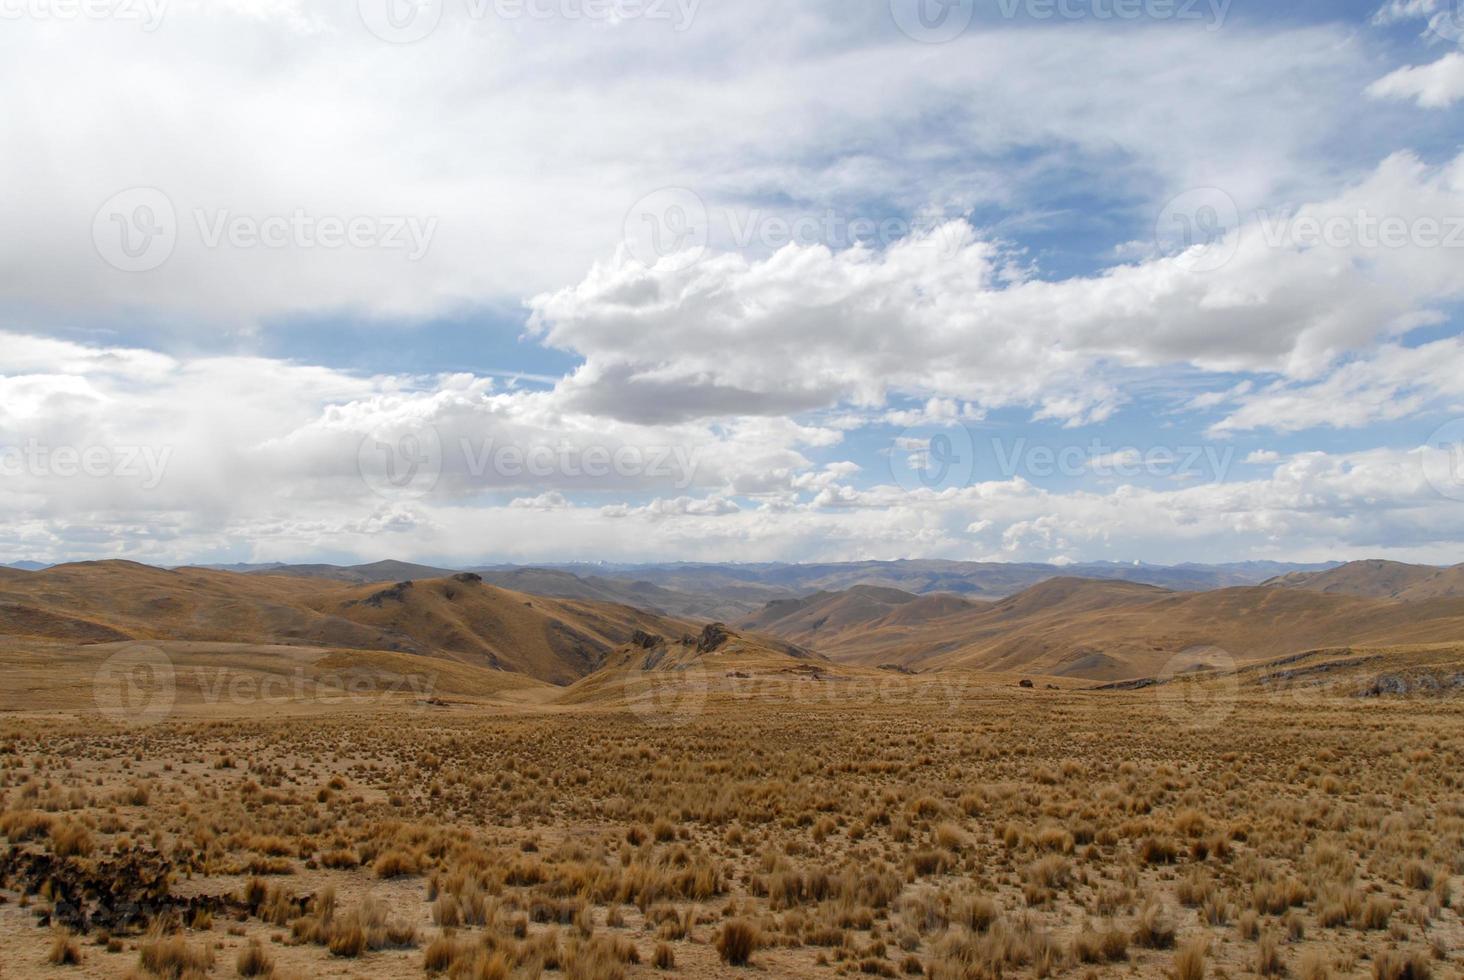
[0, 5, 1379, 327]
[1211, 337, 1464, 433]
[4, 330, 1463, 566]
[1368, 52, 1464, 107]
[2, 5, 1462, 567]
[530, 152, 1464, 426]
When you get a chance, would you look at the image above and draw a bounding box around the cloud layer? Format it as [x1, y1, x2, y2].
[1, 1, 1461, 565]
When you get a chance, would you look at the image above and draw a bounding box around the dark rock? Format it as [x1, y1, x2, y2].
[354, 580, 414, 608]
[696, 623, 732, 653]
[630, 629, 664, 650]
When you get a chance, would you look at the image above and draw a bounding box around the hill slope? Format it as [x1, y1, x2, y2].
[0, 562, 696, 685]
[1259, 556, 1452, 597]
[746, 577, 1464, 682]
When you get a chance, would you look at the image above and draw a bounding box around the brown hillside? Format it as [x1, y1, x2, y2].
[306, 574, 700, 685]
[0, 562, 696, 686]
[1263, 559, 1444, 599]
[750, 577, 1464, 682]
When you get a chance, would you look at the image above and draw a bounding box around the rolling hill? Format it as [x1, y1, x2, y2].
[0, 561, 698, 685]
[7, 559, 1462, 691]
[1262, 559, 1461, 600]
[742, 577, 1464, 681]
[547, 558, 1337, 601]
[557, 621, 835, 711]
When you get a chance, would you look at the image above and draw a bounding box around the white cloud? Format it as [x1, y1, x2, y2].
[530, 152, 1464, 426]
[3, 329, 1464, 566]
[1368, 52, 1464, 107]
[1212, 337, 1464, 433]
[0, 6, 1379, 326]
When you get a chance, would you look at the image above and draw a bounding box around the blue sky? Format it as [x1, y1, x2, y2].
[1, 0, 1463, 566]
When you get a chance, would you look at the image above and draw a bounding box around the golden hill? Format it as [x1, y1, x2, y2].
[0, 636, 555, 717]
[557, 622, 839, 713]
[1097, 642, 1464, 702]
[744, 577, 1464, 682]
[1264, 559, 1464, 600]
[0, 562, 696, 686]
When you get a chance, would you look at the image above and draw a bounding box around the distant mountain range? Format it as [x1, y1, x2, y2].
[1, 558, 1459, 685]
[0, 560, 702, 686]
[737, 564, 1464, 680]
[180, 558, 1344, 621]
[1262, 559, 1464, 601]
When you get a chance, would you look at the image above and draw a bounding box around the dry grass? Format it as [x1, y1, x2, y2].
[138, 929, 215, 977]
[716, 919, 759, 966]
[0, 676, 1459, 978]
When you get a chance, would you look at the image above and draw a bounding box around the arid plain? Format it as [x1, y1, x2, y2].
[1, 560, 1462, 978]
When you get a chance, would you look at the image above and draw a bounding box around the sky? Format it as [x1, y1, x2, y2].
[2, 0, 1464, 567]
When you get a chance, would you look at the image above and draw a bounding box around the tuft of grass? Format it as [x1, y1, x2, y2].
[47, 931, 82, 966]
[372, 847, 421, 879]
[717, 919, 759, 966]
[1256, 930, 1285, 976]
[50, 821, 93, 858]
[1174, 936, 1208, 980]
[1132, 903, 1175, 949]
[139, 931, 215, 978]
[653, 942, 675, 969]
[1372, 949, 1432, 980]
[236, 939, 273, 977]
